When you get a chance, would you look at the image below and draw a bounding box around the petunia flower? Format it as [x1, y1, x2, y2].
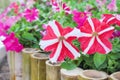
[102, 14, 120, 26]
[24, 8, 39, 22]
[39, 20, 80, 63]
[3, 32, 23, 52]
[96, 0, 107, 7]
[107, 0, 117, 12]
[72, 10, 91, 28]
[51, 1, 71, 14]
[110, 30, 120, 39]
[78, 17, 114, 54]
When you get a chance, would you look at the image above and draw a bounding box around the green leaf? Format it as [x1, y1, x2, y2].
[109, 53, 120, 60]
[61, 61, 77, 70]
[22, 32, 36, 41]
[94, 53, 106, 68]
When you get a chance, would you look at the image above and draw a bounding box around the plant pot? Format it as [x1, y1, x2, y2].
[109, 72, 120, 80]
[22, 48, 40, 80]
[31, 52, 49, 80]
[61, 68, 83, 80]
[78, 70, 108, 80]
[7, 51, 22, 80]
[46, 60, 61, 80]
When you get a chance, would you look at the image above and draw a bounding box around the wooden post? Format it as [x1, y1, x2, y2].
[22, 48, 40, 80]
[61, 68, 83, 80]
[7, 51, 22, 80]
[78, 70, 108, 80]
[46, 60, 61, 80]
[109, 72, 120, 80]
[31, 52, 49, 80]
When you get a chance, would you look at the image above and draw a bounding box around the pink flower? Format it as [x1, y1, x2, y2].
[0, 22, 8, 36]
[51, 1, 71, 14]
[3, 32, 23, 52]
[78, 18, 114, 54]
[4, 15, 22, 28]
[107, 0, 117, 12]
[62, 3, 71, 14]
[72, 10, 91, 28]
[96, 0, 107, 7]
[102, 14, 120, 26]
[24, 8, 39, 22]
[40, 24, 48, 36]
[39, 20, 80, 63]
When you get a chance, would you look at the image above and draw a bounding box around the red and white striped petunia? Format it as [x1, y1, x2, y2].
[39, 20, 80, 63]
[78, 17, 114, 54]
[102, 14, 120, 26]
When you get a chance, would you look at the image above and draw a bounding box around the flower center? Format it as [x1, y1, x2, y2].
[92, 32, 98, 37]
[59, 36, 65, 41]
[80, 13, 85, 18]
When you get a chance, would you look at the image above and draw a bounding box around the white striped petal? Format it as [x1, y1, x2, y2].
[39, 39, 58, 50]
[106, 17, 115, 23]
[98, 26, 114, 35]
[64, 28, 81, 38]
[80, 32, 92, 37]
[88, 17, 95, 32]
[48, 20, 61, 37]
[83, 37, 95, 54]
[50, 41, 62, 63]
[96, 36, 111, 53]
[63, 40, 80, 58]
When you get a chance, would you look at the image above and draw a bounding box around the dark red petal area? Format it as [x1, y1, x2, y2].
[80, 20, 92, 34]
[42, 25, 57, 40]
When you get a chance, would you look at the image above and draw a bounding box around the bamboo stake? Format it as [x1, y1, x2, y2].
[78, 70, 108, 80]
[109, 72, 120, 80]
[7, 51, 22, 80]
[22, 48, 40, 80]
[31, 52, 49, 80]
[46, 60, 61, 80]
[61, 68, 83, 80]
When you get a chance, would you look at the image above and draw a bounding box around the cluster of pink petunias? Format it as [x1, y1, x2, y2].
[0, 2, 39, 53]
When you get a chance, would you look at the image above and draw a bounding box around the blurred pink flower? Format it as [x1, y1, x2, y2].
[40, 24, 48, 37]
[0, 22, 9, 36]
[24, 8, 39, 22]
[72, 10, 91, 28]
[107, 0, 118, 12]
[3, 32, 23, 52]
[51, 1, 71, 14]
[96, 0, 106, 6]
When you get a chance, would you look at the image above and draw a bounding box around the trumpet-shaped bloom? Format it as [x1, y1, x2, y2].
[39, 20, 80, 63]
[78, 18, 114, 54]
[102, 14, 120, 26]
[107, 0, 117, 12]
[24, 8, 39, 22]
[51, 1, 71, 14]
[72, 10, 90, 28]
[3, 32, 23, 52]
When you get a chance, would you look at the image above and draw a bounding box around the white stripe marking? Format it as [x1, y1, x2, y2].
[48, 20, 61, 37]
[80, 32, 92, 37]
[50, 41, 62, 63]
[39, 39, 58, 50]
[63, 40, 80, 58]
[88, 17, 95, 32]
[106, 17, 115, 23]
[83, 37, 95, 54]
[64, 28, 81, 38]
[96, 36, 111, 53]
[98, 27, 114, 35]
